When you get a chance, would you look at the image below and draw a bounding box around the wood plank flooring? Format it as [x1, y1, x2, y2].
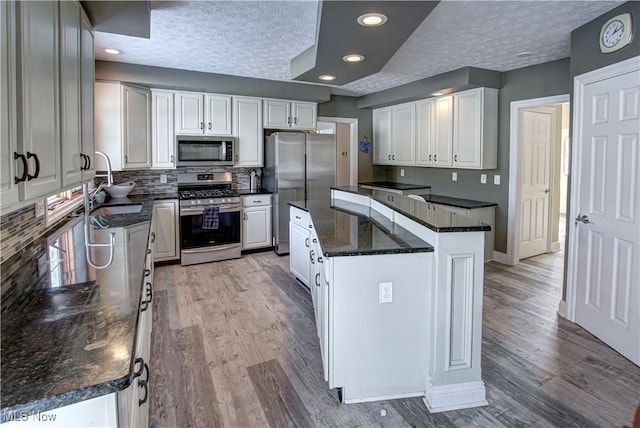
[149, 250, 640, 427]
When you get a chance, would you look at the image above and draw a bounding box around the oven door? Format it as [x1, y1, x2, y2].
[180, 204, 241, 250]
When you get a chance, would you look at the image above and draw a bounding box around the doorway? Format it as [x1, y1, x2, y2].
[507, 95, 570, 265]
[317, 117, 358, 187]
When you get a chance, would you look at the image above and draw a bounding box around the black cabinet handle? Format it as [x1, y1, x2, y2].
[26, 152, 40, 180]
[454, 154, 458, 162]
[295, 215, 301, 220]
[138, 379, 148, 405]
[133, 357, 146, 378]
[147, 248, 152, 255]
[309, 249, 315, 264]
[144, 269, 151, 277]
[86, 153, 91, 170]
[434, 155, 437, 162]
[208, 122, 212, 130]
[140, 300, 148, 312]
[313, 238, 317, 243]
[80, 154, 87, 170]
[429, 154, 432, 162]
[150, 232, 156, 243]
[305, 237, 309, 248]
[13, 152, 27, 183]
[145, 282, 153, 304]
[315, 273, 320, 287]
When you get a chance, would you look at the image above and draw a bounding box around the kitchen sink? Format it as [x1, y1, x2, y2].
[91, 204, 143, 216]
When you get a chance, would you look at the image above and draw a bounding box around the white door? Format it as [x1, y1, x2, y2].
[572, 64, 640, 365]
[519, 107, 554, 259]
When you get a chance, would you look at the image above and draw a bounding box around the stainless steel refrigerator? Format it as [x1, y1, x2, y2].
[263, 132, 335, 255]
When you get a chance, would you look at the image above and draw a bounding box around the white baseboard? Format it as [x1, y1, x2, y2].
[550, 241, 561, 252]
[424, 380, 488, 413]
[343, 391, 424, 404]
[492, 251, 509, 265]
[557, 299, 567, 318]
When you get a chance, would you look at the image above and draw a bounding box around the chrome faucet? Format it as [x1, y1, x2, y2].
[94, 151, 113, 187]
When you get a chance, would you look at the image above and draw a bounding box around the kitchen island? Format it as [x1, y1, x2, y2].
[289, 187, 490, 412]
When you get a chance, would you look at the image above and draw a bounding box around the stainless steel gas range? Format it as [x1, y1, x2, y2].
[177, 173, 241, 266]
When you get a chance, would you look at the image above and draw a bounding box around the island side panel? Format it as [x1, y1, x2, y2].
[330, 253, 431, 403]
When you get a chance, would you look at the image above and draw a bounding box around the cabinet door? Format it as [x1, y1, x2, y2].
[234, 96, 263, 167]
[19, 1, 61, 199]
[80, 11, 95, 181]
[1, 1, 18, 209]
[152, 200, 179, 261]
[292, 101, 317, 129]
[175, 92, 204, 135]
[59, 0, 82, 188]
[433, 96, 453, 167]
[372, 107, 392, 165]
[453, 89, 482, 169]
[243, 206, 271, 249]
[263, 99, 291, 129]
[122, 85, 151, 169]
[204, 94, 232, 135]
[391, 102, 416, 164]
[151, 90, 175, 168]
[416, 99, 434, 166]
[289, 221, 310, 286]
[320, 266, 329, 382]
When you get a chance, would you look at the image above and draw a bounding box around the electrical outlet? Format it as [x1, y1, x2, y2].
[494, 174, 501, 185]
[480, 174, 487, 184]
[34, 200, 45, 217]
[379, 282, 393, 303]
[452, 172, 457, 181]
[160, 174, 167, 184]
[400, 169, 405, 177]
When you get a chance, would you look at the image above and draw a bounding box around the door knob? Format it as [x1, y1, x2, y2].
[575, 214, 590, 225]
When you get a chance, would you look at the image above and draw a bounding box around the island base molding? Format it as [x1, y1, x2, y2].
[342, 391, 424, 404]
[424, 380, 488, 413]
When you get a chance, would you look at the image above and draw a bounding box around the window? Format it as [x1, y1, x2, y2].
[45, 185, 85, 226]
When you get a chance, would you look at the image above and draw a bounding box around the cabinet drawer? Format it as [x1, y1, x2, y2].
[290, 206, 309, 227]
[242, 194, 272, 207]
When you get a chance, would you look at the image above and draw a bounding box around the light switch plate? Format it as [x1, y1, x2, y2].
[494, 174, 501, 185]
[160, 174, 167, 184]
[480, 174, 487, 184]
[35, 200, 45, 217]
[400, 169, 405, 177]
[452, 172, 457, 181]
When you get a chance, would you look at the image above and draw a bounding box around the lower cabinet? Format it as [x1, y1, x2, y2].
[241, 195, 271, 250]
[289, 206, 310, 286]
[152, 200, 179, 261]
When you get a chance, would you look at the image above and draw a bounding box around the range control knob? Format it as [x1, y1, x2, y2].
[190, 200, 196, 205]
[196, 200, 201, 205]
[209, 199, 214, 204]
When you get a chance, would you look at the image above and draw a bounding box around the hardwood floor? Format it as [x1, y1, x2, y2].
[149, 250, 640, 427]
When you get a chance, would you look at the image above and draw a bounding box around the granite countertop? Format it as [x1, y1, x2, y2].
[334, 187, 491, 233]
[0, 194, 169, 420]
[359, 181, 432, 190]
[418, 194, 497, 209]
[289, 199, 434, 257]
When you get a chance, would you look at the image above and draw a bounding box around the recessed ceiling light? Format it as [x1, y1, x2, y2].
[104, 48, 122, 55]
[516, 51, 533, 58]
[357, 13, 388, 27]
[432, 92, 444, 96]
[343, 54, 365, 63]
[319, 75, 336, 81]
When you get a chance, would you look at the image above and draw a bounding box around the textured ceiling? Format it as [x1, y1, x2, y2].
[94, 0, 625, 97]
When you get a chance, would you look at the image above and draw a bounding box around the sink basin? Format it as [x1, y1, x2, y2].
[105, 181, 136, 198]
[91, 204, 143, 216]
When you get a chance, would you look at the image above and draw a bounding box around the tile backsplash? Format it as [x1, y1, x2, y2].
[0, 205, 45, 264]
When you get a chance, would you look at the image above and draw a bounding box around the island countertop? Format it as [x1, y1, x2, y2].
[0, 195, 165, 421]
[333, 187, 492, 233]
[288, 199, 434, 257]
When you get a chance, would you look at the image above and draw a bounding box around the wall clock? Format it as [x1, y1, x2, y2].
[599, 13, 633, 54]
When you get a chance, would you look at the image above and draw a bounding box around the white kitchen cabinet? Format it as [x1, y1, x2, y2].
[152, 200, 179, 261]
[416, 98, 434, 166]
[1, 1, 18, 209]
[174, 91, 232, 136]
[433, 95, 454, 167]
[372, 107, 392, 165]
[151, 89, 175, 168]
[242, 195, 272, 250]
[95, 82, 152, 171]
[80, 10, 95, 182]
[289, 206, 311, 286]
[373, 103, 416, 166]
[453, 87, 498, 169]
[263, 99, 317, 129]
[17, 0, 61, 200]
[233, 96, 263, 167]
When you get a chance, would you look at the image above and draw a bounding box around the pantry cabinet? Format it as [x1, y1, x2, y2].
[233, 96, 263, 167]
[175, 91, 232, 136]
[263, 99, 317, 129]
[151, 89, 175, 168]
[242, 195, 272, 250]
[95, 82, 152, 171]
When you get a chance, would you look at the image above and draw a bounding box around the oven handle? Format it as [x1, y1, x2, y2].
[180, 205, 240, 216]
[182, 244, 239, 254]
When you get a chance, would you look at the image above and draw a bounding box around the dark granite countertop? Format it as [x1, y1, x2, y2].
[334, 187, 491, 233]
[289, 200, 434, 257]
[417, 194, 497, 209]
[359, 181, 432, 190]
[0, 195, 164, 420]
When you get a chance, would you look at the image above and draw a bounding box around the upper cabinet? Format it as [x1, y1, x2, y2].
[175, 92, 232, 136]
[1, 1, 18, 209]
[79, 10, 95, 181]
[372, 102, 416, 166]
[263, 99, 317, 129]
[372, 88, 498, 170]
[151, 89, 175, 169]
[233, 96, 263, 167]
[95, 82, 152, 171]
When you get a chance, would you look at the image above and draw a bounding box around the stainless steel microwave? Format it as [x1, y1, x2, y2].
[175, 135, 235, 166]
